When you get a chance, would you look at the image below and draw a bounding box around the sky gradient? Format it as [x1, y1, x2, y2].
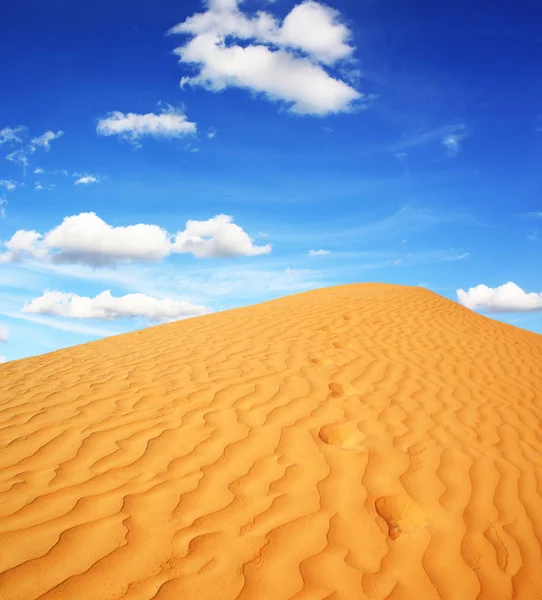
[1, 0, 541, 363]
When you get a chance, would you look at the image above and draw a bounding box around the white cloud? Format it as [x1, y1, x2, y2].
[34, 182, 55, 191]
[97, 105, 196, 143]
[0, 198, 6, 219]
[23, 290, 211, 322]
[442, 125, 467, 156]
[170, 0, 362, 115]
[0, 324, 8, 342]
[0, 126, 25, 145]
[74, 174, 100, 185]
[274, 1, 354, 64]
[0, 212, 269, 266]
[33, 167, 44, 174]
[0, 180, 16, 191]
[309, 249, 330, 256]
[30, 130, 64, 151]
[172, 0, 354, 65]
[6, 148, 33, 169]
[0, 356, 6, 363]
[207, 129, 217, 139]
[457, 282, 542, 312]
[172, 214, 271, 258]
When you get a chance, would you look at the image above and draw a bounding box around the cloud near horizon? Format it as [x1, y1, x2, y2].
[22, 290, 211, 322]
[0, 212, 271, 266]
[169, 0, 362, 115]
[457, 282, 542, 312]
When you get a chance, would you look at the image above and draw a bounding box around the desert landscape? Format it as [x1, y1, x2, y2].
[1, 282, 542, 600]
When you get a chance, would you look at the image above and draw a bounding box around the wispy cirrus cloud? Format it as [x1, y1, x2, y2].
[5, 128, 64, 170]
[30, 130, 64, 151]
[441, 124, 468, 156]
[0, 180, 17, 191]
[0, 126, 26, 145]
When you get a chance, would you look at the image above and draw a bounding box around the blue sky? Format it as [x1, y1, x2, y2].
[0, 0, 541, 363]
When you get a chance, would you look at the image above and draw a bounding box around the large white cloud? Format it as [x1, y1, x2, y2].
[0, 212, 271, 266]
[457, 282, 542, 312]
[0, 324, 8, 343]
[97, 105, 196, 143]
[170, 0, 361, 115]
[23, 290, 211, 322]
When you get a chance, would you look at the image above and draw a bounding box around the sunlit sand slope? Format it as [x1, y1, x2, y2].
[1, 283, 542, 600]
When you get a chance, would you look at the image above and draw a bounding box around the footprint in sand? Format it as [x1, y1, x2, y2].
[327, 382, 358, 398]
[318, 422, 367, 450]
[375, 494, 427, 540]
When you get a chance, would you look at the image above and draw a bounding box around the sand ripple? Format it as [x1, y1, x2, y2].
[1, 283, 542, 599]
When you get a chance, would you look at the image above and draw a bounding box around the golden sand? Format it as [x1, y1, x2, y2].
[1, 283, 542, 599]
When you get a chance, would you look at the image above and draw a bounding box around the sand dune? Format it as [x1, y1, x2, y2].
[1, 283, 542, 599]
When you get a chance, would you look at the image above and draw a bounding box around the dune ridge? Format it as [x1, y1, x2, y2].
[1, 283, 542, 599]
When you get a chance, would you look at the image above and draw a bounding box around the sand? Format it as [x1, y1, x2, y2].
[1, 283, 542, 600]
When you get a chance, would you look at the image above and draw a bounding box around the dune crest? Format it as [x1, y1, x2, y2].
[1, 283, 542, 599]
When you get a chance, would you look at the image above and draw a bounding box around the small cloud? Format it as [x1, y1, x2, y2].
[97, 104, 196, 145]
[395, 152, 407, 161]
[0, 180, 16, 191]
[23, 290, 211, 322]
[6, 148, 33, 169]
[0, 197, 6, 219]
[34, 182, 55, 191]
[33, 167, 44, 174]
[74, 173, 101, 185]
[442, 125, 468, 156]
[30, 130, 64, 151]
[184, 143, 199, 153]
[207, 128, 217, 139]
[387, 258, 402, 265]
[457, 282, 542, 312]
[0, 324, 8, 342]
[172, 214, 271, 258]
[0, 126, 26, 145]
[0, 356, 6, 363]
[309, 249, 330, 256]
